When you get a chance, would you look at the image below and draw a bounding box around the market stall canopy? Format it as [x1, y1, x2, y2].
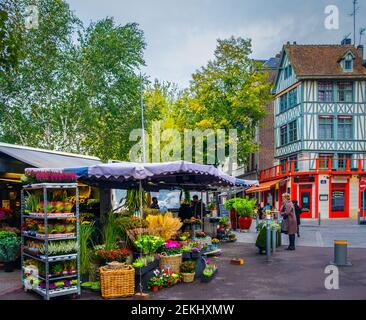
[245, 178, 284, 194]
[26, 161, 257, 191]
[0, 142, 101, 169]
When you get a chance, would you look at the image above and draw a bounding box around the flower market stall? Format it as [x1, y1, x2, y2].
[21, 161, 256, 299]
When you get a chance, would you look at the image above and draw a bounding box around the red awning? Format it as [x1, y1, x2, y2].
[245, 179, 284, 194]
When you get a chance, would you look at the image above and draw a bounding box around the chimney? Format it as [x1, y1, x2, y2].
[357, 45, 364, 59]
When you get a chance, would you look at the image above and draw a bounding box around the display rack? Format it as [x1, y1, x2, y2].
[21, 183, 80, 300]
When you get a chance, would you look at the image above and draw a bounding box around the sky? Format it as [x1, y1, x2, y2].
[66, 0, 366, 88]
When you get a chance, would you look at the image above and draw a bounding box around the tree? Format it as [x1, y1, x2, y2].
[0, 1, 146, 162]
[186, 37, 272, 165]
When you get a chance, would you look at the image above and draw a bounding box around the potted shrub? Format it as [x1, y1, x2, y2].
[180, 260, 196, 283]
[211, 238, 220, 250]
[233, 198, 256, 231]
[0, 232, 21, 272]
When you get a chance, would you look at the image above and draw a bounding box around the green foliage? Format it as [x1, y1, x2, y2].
[125, 189, 146, 214]
[79, 222, 94, 276]
[0, 1, 146, 161]
[0, 231, 17, 239]
[219, 216, 230, 226]
[180, 260, 196, 274]
[134, 235, 164, 254]
[103, 213, 120, 250]
[0, 235, 20, 262]
[232, 198, 256, 218]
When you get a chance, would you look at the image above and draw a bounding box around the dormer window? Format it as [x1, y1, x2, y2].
[340, 51, 355, 72]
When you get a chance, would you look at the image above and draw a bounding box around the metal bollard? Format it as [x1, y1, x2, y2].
[318, 212, 321, 226]
[271, 227, 277, 254]
[331, 240, 352, 266]
[266, 215, 272, 262]
[358, 210, 360, 225]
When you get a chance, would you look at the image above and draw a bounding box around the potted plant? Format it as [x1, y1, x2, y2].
[211, 238, 220, 250]
[180, 260, 196, 283]
[224, 198, 239, 230]
[51, 263, 63, 277]
[201, 260, 218, 283]
[0, 232, 21, 272]
[135, 235, 165, 255]
[228, 233, 237, 242]
[148, 276, 162, 292]
[219, 216, 230, 230]
[233, 198, 256, 230]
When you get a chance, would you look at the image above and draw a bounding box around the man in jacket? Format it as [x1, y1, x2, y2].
[292, 200, 302, 237]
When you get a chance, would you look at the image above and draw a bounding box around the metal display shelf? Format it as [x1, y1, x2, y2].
[23, 251, 77, 262]
[24, 212, 76, 219]
[21, 183, 81, 300]
[32, 286, 78, 298]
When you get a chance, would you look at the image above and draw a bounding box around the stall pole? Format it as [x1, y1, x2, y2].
[271, 227, 277, 254]
[318, 212, 321, 226]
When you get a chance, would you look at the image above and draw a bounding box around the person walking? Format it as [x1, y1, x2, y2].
[280, 193, 297, 250]
[150, 197, 160, 210]
[191, 195, 205, 219]
[292, 200, 302, 237]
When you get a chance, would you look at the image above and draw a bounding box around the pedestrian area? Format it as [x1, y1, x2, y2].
[235, 219, 366, 248]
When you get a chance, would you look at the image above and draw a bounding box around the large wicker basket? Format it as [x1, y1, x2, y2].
[182, 272, 195, 283]
[159, 253, 182, 273]
[99, 264, 135, 299]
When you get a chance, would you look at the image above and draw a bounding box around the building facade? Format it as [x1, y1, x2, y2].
[247, 43, 366, 219]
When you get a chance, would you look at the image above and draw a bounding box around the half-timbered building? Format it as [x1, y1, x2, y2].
[247, 43, 366, 219]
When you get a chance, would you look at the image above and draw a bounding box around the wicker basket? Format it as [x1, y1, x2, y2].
[182, 272, 195, 283]
[159, 253, 182, 273]
[99, 264, 135, 299]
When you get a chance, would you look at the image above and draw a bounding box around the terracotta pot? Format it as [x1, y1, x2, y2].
[238, 217, 252, 230]
[151, 285, 159, 293]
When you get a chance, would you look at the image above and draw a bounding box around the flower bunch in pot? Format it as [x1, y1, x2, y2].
[218, 216, 230, 230]
[160, 240, 182, 256]
[148, 276, 162, 293]
[134, 235, 164, 255]
[180, 260, 196, 283]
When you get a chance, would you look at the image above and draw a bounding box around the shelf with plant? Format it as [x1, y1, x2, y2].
[159, 240, 182, 256]
[21, 170, 78, 185]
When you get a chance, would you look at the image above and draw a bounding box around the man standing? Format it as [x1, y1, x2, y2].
[292, 200, 302, 237]
[150, 197, 160, 210]
[191, 195, 205, 219]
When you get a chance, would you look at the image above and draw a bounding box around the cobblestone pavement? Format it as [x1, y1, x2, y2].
[1, 241, 366, 300]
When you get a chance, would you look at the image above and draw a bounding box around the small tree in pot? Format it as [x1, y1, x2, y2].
[0, 232, 21, 272]
[232, 198, 256, 231]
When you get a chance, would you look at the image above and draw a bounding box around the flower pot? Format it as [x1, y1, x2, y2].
[150, 285, 159, 292]
[182, 272, 195, 283]
[238, 217, 252, 230]
[201, 269, 218, 283]
[4, 261, 14, 273]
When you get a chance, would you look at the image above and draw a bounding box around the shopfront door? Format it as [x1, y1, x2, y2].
[299, 185, 312, 218]
[330, 183, 349, 218]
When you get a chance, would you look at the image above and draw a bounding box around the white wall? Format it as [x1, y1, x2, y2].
[318, 175, 330, 219]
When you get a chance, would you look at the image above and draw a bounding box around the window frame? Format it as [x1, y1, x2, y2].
[337, 81, 353, 102]
[337, 116, 353, 140]
[318, 81, 334, 102]
[318, 116, 334, 140]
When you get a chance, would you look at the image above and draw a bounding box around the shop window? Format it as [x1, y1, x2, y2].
[332, 190, 345, 212]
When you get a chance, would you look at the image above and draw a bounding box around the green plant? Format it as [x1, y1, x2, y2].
[80, 222, 95, 276]
[148, 276, 162, 288]
[0, 235, 20, 262]
[219, 216, 230, 226]
[180, 260, 196, 274]
[103, 213, 120, 250]
[135, 235, 165, 254]
[24, 192, 40, 213]
[125, 189, 146, 214]
[132, 255, 155, 268]
[207, 202, 216, 210]
[51, 264, 63, 274]
[233, 198, 256, 218]
[223, 198, 237, 210]
[0, 231, 16, 239]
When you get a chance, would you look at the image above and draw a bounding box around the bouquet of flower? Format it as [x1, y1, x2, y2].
[195, 231, 207, 238]
[212, 238, 220, 245]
